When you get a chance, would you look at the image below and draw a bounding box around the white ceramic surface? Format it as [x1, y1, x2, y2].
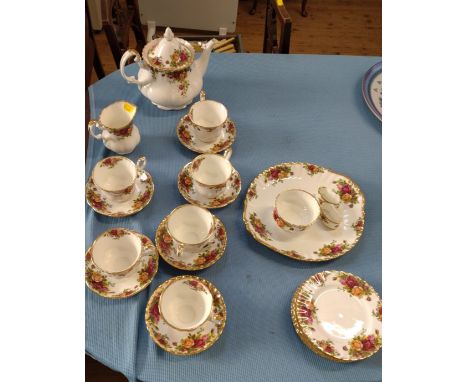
[191, 150, 233, 198]
[320, 202, 343, 230]
[92, 229, 142, 274]
[88, 101, 140, 154]
[318, 186, 341, 206]
[275, 189, 320, 231]
[189, 94, 228, 143]
[120, 27, 216, 110]
[244, 162, 365, 262]
[292, 271, 382, 361]
[159, 278, 213, 331]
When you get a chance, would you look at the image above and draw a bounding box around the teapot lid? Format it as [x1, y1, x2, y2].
[142, 27, 194, 72]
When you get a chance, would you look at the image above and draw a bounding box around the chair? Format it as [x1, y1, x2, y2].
[251, 0, 308, 17]
[86, 2, 105, 157]
[101, 0, 146, 68]
[263, 0, 292, 54]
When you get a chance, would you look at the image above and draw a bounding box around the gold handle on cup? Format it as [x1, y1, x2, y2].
[136, 156, 148, 181]
[199, 90, 206, 101]
[88, 120, 103, 140]
[223, 148, 232, 161]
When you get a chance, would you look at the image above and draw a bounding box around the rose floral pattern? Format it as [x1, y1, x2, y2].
[314, 240, 350, 258]
[100, 157, 122, 168]
[184, 279, 208, 293]
[303, 163, 324, 176]
[132, 188, 152, 210]
[344, 330, 382, 358]
[178, 124, 192, 145]
[285, 250, 306, 260]
[179, 169, 193, 193]
[297, 299, 318, 326]
[164, 68, 191, 96]
[249, 212, 271, 240]
[333, 179, 359, 207]
[85, 231, 158, 299]
[86, 183, 111, 214]
[373, 301, 382, 321]
[334, 272, 373, 299]
[150, 47, 192, 71]
[263, 164, 294, 184]
[246, 183, 258, 200]
[352, 217, 364, 235]
[145, 276, 226, 355]
[107, 125, 133, 139]
[316, 340, 339, 357]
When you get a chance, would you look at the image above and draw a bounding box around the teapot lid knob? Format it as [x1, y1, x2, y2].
[164, 27, 174, 41]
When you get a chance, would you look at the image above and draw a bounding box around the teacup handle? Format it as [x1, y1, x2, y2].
[88, 120, 103, 140]
[199, 90, 206, 101]
[223, 148, 232, 161]
[175, 243, 184, 257]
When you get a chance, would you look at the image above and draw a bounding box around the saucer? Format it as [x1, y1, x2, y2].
[362, 61, 382, 120]
[243, 162, 365, 262]
[86, 170, 154, 217]
[176, 114, 237, 154]
[177, 162, 241, 208]
[155, 215, 227, 270]
[85, 229, 159, 299]
[145, 275, 226, 356]
[291, 271, 382, 362]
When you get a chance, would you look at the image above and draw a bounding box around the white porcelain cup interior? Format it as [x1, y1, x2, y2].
[92, 231, 141, 274]
[191, 100, 227, 128]
[100, 101, 136, 129]
[92, 157, 136, 192]
[276, 189, 320, 226]
[167, 205, 214, 245]
[160, 279, 213, 330]
[192, 154, 232, 186]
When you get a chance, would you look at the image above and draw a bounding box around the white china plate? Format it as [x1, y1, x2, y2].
[85, 229, 159, 298]
[86, 171, 154, 217]
[291, 271, 382, 362]
[243, 162, 365, 262]
[176, 114, 237, 154]
[155, 216, 227, 270]
[362, 61, 382, 120]
[145, 276, 226, 355]
[178, 162, 241, 209]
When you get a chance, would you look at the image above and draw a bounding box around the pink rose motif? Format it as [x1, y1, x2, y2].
[362, 340, 373, 351]
[341, 185, 351, 194]
[331, 245, 342, 254]
[270, 169, 280, 179]
[194, 338, 206, 348]
[345, 276, 357, 288]
[179, 52, 187, 62]
[150, 302, 160, 322]
[147, 259, 155, 276]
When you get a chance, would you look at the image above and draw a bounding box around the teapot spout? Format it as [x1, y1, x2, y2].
[194, 39, 216, 77]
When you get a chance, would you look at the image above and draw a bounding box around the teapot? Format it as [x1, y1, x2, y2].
[120, 27, 215, 110]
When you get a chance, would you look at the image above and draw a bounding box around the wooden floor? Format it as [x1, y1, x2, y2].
[87, 0, 381, 380]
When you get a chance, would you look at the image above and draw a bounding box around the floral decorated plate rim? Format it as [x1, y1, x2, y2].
[145, 275, 227, 356]
[178, 162, 242, 209]
[85, 228, 159, 299]
[176, 114, 237, 154]
[362, 61, 382, 121]
[85, 171, 154, 217]
[291, 270, 382, 362]
[243, 162, 365, 262]
[155, 216, 227, 270]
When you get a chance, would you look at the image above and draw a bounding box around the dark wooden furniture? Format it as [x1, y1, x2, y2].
[251, 0, 308, 17]
[263, 0, 292, 54]
[101, 0, 146, 68]
[86, 2, 105, 157]
[176, 34, 244, 53]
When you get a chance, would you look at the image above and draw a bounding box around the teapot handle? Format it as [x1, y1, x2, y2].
[88, 120, 102, 140]
[120, 49, 148, 85]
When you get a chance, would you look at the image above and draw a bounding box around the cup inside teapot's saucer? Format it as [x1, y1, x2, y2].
[177, 114, 237, 154]
[177, 162, 241, 209]
[156, 215, 227, 270]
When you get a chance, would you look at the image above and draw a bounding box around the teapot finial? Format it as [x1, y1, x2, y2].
[164, 27, 174, 41]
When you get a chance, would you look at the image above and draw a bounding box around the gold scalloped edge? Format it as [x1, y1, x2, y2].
[145, 275, 227, 356]
[177, 163, 241, 209]
[154, 216, 228, 271]
[242, 162, 366, 262]
[85, 229, 159, 299]
[85, 171, 155, 218]
[176, 116, 237, 154]
[290, 270, 382, 362]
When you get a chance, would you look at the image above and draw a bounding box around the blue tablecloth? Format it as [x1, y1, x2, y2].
[86, 54, 382, 382]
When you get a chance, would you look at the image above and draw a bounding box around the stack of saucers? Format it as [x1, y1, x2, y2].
[291, 270, 382, 362]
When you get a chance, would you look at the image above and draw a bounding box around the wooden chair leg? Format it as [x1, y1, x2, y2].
[250, 0, 258, 15]
[301, 0, 308, 17]
[93, 52, 105, 79]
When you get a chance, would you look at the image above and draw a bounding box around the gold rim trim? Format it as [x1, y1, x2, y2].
[177, 163, 241, 209]
[242, 162, 366, 262]
[274, 188, 320, 229]
[176, 116, 237, 154]
[191, 154, 233, 188]
[95, 100, 137, 131]
[85, 171, 155, 218]
[145, 275, 227, 356]
[290, 270, 382, 362]
[142, 38, 195, 73]
[85, 230, 159, 299]
[91, 156, 138, 194]
[155, 216, 227, 271]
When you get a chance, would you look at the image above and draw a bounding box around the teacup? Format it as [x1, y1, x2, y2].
[92, 156, 146, 202]
[318, 186, 341, 207]
[92, 228, 142, 275]
[273, 189, 320, 232]
[190, 148, 233, 198]
[159, 277, 213, 331]
[88, 101, 140, 154]
[166, 204, 215, 256]
[189, 91, 228, 143]
[320, 202, 343, 230]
